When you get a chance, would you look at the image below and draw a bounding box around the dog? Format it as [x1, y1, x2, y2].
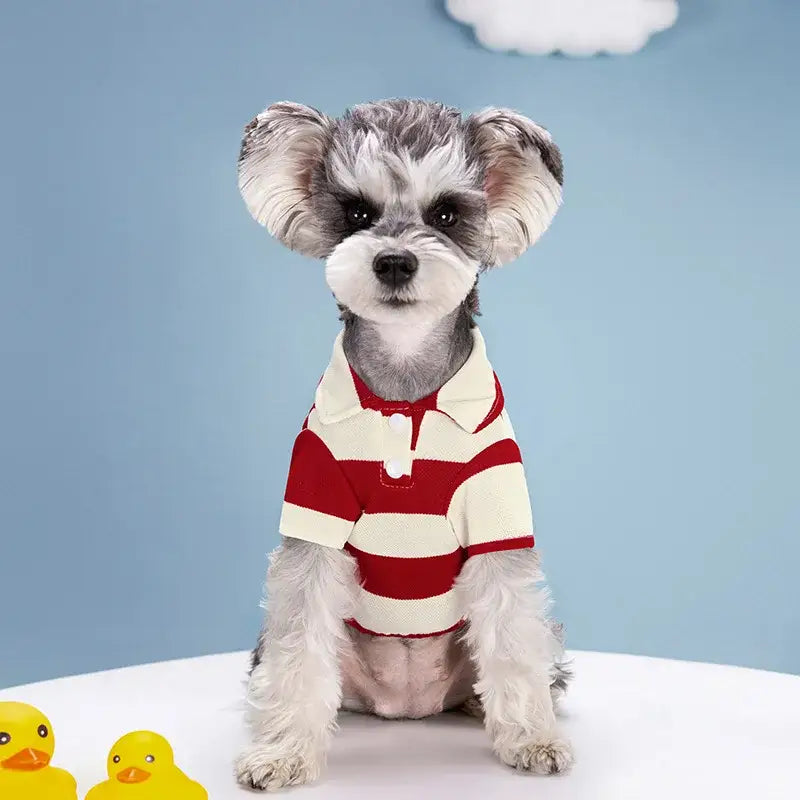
[234, 99, 572, 791]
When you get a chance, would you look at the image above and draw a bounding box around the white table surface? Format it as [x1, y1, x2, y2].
[1, 650, 798, 799]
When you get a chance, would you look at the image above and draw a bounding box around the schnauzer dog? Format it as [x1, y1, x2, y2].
[235, 99, 572, 791]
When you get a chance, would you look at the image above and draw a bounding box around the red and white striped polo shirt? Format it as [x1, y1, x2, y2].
[278, 327, 535, 637]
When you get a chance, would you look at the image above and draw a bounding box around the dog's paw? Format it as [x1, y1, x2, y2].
[460, 697, 485, 720]
[499, 737, 574, 775]
[235, 746, 321, 792]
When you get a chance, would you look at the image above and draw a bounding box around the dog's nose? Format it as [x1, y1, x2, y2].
[373, 251, 418, 287]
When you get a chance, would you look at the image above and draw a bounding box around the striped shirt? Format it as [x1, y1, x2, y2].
[278, 327, 535, 637]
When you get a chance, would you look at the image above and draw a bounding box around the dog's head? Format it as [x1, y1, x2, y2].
[238, 99, 562, 325]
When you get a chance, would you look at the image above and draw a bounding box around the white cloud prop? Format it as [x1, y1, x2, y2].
[446, 0, 679, 57]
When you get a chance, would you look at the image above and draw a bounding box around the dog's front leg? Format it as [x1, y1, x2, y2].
[457, 548, 574, 774]
[236, 538, 358, 791]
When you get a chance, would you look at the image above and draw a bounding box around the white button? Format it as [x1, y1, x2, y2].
[385, 459, 404, 479]
[388, 413, 408, 433]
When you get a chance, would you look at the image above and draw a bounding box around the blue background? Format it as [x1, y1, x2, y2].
[1, 0, 798, 688]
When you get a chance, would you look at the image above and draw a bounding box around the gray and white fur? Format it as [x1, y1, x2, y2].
[235, 99, 572, 791]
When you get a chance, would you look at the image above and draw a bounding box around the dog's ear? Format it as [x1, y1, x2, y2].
[238, 102, 333, 257]
[466, 108, 563, 267]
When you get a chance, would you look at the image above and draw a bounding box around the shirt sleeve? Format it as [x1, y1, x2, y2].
[279, 428, 361, 549]
[447, 438, 535, 557]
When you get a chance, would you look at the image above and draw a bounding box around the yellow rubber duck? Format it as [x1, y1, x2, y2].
[0, 701, 77, 800]
[85, 731, 207, 800]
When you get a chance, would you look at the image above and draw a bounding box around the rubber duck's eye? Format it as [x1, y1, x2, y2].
[145, 755, 155, 763]
[37, 724, 48, 738]
[112, 755, 120, 763]
[0, 732, 10, 746]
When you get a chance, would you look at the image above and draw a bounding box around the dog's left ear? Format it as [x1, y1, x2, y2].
[238, 102, 333, 257]
[466, 108, 563, 267]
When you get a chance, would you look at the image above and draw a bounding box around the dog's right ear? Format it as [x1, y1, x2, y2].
[466, 108, 563, 267]
[238, 102, 333, 257]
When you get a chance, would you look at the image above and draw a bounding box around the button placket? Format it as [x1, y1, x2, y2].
[382, 409, 412, 481]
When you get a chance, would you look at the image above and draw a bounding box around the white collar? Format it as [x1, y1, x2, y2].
[314, 327, 498, 433]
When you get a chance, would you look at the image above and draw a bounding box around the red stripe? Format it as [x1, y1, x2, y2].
[409, 405, 429, 451]
[452, 438, 522, 491]
[467, 535, 534, 557]
[473, 373, 505, 433]
[345, 543, 465, 600]
[338, 438, 523, 515]
[284, 429, 361, 521]
[345, 618, 467, 638]
[340, 459, 463, 515]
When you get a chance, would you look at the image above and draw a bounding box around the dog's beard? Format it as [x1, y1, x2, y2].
[325, 231, 479, 325]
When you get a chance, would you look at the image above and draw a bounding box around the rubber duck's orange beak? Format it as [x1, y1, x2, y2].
[116, 767, 152, 784]
[1, 747, 52, 771]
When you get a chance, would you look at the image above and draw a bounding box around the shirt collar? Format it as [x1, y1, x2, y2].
[314, 328, 499, 433]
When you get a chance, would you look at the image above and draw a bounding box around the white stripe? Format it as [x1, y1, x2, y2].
[348, 513, 460, 557]
[447, 462, 534, 549]
[279, 502, 354, 549]
[307, 408, 384, 461]
[310, 404, 514, 465]
[354, 588, 463, 636]
[413, 408, 513, 462]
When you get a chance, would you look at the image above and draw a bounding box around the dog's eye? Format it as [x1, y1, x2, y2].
[344, 199, 375, 231]
[429, 202, 458, 229]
